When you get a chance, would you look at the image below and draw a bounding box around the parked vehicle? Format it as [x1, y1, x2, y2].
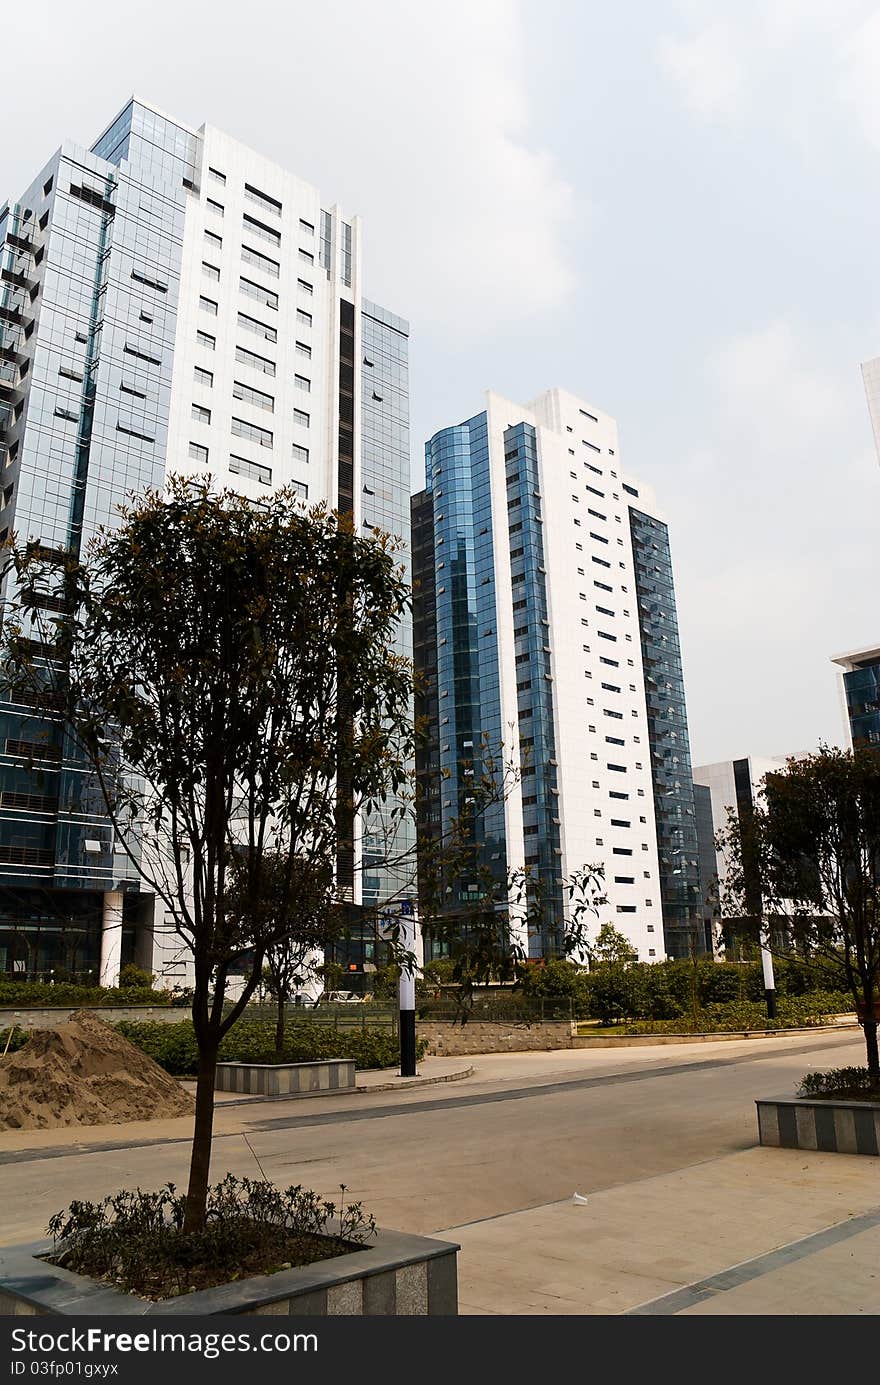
[318, 989, 364, 1005]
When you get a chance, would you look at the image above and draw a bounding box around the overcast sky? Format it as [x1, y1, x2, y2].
[5, 0, 880, 766]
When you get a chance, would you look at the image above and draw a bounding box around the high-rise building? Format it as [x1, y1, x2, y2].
[692, 755, 793, 937]
[831, 645, 880, 752]
[412, 387, 702, 962]
[0, 98, 411, 987]
[860, 356, 880, 464]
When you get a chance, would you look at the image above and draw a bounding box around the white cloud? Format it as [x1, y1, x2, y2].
[1, 0, 577, 336]
[657, 22, 749, 122]
[837, 9, 880, 149]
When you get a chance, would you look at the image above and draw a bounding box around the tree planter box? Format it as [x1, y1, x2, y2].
[215, 1059, 356, 1097]
[0, 1229, 459, 1316]
[756, 1096, 880, 1156]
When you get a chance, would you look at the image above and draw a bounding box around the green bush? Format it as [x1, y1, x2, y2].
[620, 991, 852, 1034]
[0, 980, 170, 1007]
[118, 964, 154, 990]
[798, 1067, 878, 1097]
[114, 1019, 426, 1076]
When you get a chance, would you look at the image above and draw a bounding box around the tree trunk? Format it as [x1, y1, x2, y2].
[863, 1017, 880, 1086]
[183, 1038, 219, 1232]
[275, 993, 285, 1056]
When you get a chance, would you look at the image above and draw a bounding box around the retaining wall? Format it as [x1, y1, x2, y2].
[757, 1096, 880, 1156]
[418, 1020, 573, 1055]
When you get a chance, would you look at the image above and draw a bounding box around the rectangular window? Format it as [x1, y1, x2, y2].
[189, 442, 208, 462]
[596, 605, 615, 617]
[233, 380, 274, 412]
[116, 420, 155, 442]
[239, 276, 278, 311]
[598, 630, 617, 642]
[237, 311, 277, 344]
[295, 340, 311, 359]
[291, 479, 308, 499]
[242, 212, 281, 247]
[191, 403, 211, 424]
[297, 277, 313, 295]
[293, 408, 310, 428]
[231, 416, 273, 448]
[294, 374, 310, 392]
[241, 243, 280, 278]
[229, 453, 272, 485]
[194, 366, 213, 388]
[590, 531, 608, 545]
[298, 248, 314, 265]
[244, 183, 282, 216]
[592, 556, 611, 569]
[199, 295, 218, 316]
[296, 308, 312, 328]
[208, 167, 227, 186]
[202, 261, 220, 280]
[607, 763, 626, 773]
[196, 330, 216, 351]
[299, 218, 315, 235]
[204, 229, 222, 249]
[123, 342, 162, 365]
[235, 344, 275, 376]
[206, 198, 224, 217]
[131, 269, 168, 293]
[291, 443, 309, 464]
[623, 483, 639, 497]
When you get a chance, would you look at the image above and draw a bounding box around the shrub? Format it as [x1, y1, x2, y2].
[620, 992, 852, 1034]
[47, 1174, 375, 1299]
[118, 964, 154, 990]
[798, 1067, 878, 1097]
[114, 1019, 426, 1076]
[0, 980, 170, 1007]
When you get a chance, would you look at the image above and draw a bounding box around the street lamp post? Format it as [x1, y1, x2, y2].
[398, 900, 417, 1078]
[761, 938, 777, 1020]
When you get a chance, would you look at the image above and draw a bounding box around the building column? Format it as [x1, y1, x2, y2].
[99, 890, 124, 987]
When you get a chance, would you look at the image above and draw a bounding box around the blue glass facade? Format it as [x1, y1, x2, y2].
[416, 412, 562, 959]
[359, 301, 414, 918]
[0, 102, 192, 975]
[628, 507, 704, 957]
[842, 657, 880, 751]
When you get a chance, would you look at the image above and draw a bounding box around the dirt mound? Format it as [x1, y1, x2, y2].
[0, 1010, 193, 1131]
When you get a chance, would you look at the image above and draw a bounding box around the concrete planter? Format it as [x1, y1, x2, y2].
[215, 1059, 356, 1097]
[0, 1229, 459, 1316]
[756, 1096, 880, 1156]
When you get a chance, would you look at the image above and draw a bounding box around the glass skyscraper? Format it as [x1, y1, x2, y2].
[413, 387, 703, 961]
[0, 99, 411, 986]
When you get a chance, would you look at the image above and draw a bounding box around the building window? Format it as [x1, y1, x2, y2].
[293, 408, 310, 428]
[243, 212, 281, 247]
[202, 261, 220, 281]
[295, 341, 312, 359]
[199, 295, 218, 316]
[237, 311, 277, 343]
[231, 416, 273, 448]
[206, 198, 224, 217]
[241, 243, 280, 278]
[240, 276, 278, 311]
[229, 453, 272, 485]
[297, 309, 312, 328]
[291, 443, 309, 464]
[189, 442, 209, 462]
[205, 229, 222, 249]
[233, 380, 274, 412]
[294, 374, 310, 392]
[194, 366, 214, 388]
[297, 278, 313, 295]
[208, 167, 227, 186]
[191, 403, 211, 424]
[235, 344, 275, 376]
[244, 183, 282, 217]
[298, 248, 314, 265]
[196, 330, 216, 351]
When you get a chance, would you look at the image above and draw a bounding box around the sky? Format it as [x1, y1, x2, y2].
[4, 0, 880, 766]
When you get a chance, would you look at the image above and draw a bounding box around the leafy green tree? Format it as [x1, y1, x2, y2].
[588, 923, 639, 968]
[2, 479, 413, 1229]
[717, 746, 880, 1082]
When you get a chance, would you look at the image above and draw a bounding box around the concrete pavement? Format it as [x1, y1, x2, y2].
[0, 1031, 876, 1314]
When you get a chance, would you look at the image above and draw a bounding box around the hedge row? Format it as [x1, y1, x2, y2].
[618, 993, 853, 1034]
[114, 1019, 425, 1075]
[0, 981, 172, 1008]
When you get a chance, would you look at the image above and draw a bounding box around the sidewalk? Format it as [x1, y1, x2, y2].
[439, 1146, 880, 1315]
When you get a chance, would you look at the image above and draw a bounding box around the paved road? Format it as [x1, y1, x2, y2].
[0, 1029, 864, 1246]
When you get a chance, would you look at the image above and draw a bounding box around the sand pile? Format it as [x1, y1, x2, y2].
[0, 1010, 193, 1131]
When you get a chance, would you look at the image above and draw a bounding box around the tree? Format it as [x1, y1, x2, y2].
[717, 746, 880, 1082]
[588, 923, 639, 968]
[236, 852, 338, 1054]
[2, 478, 413, 1228]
